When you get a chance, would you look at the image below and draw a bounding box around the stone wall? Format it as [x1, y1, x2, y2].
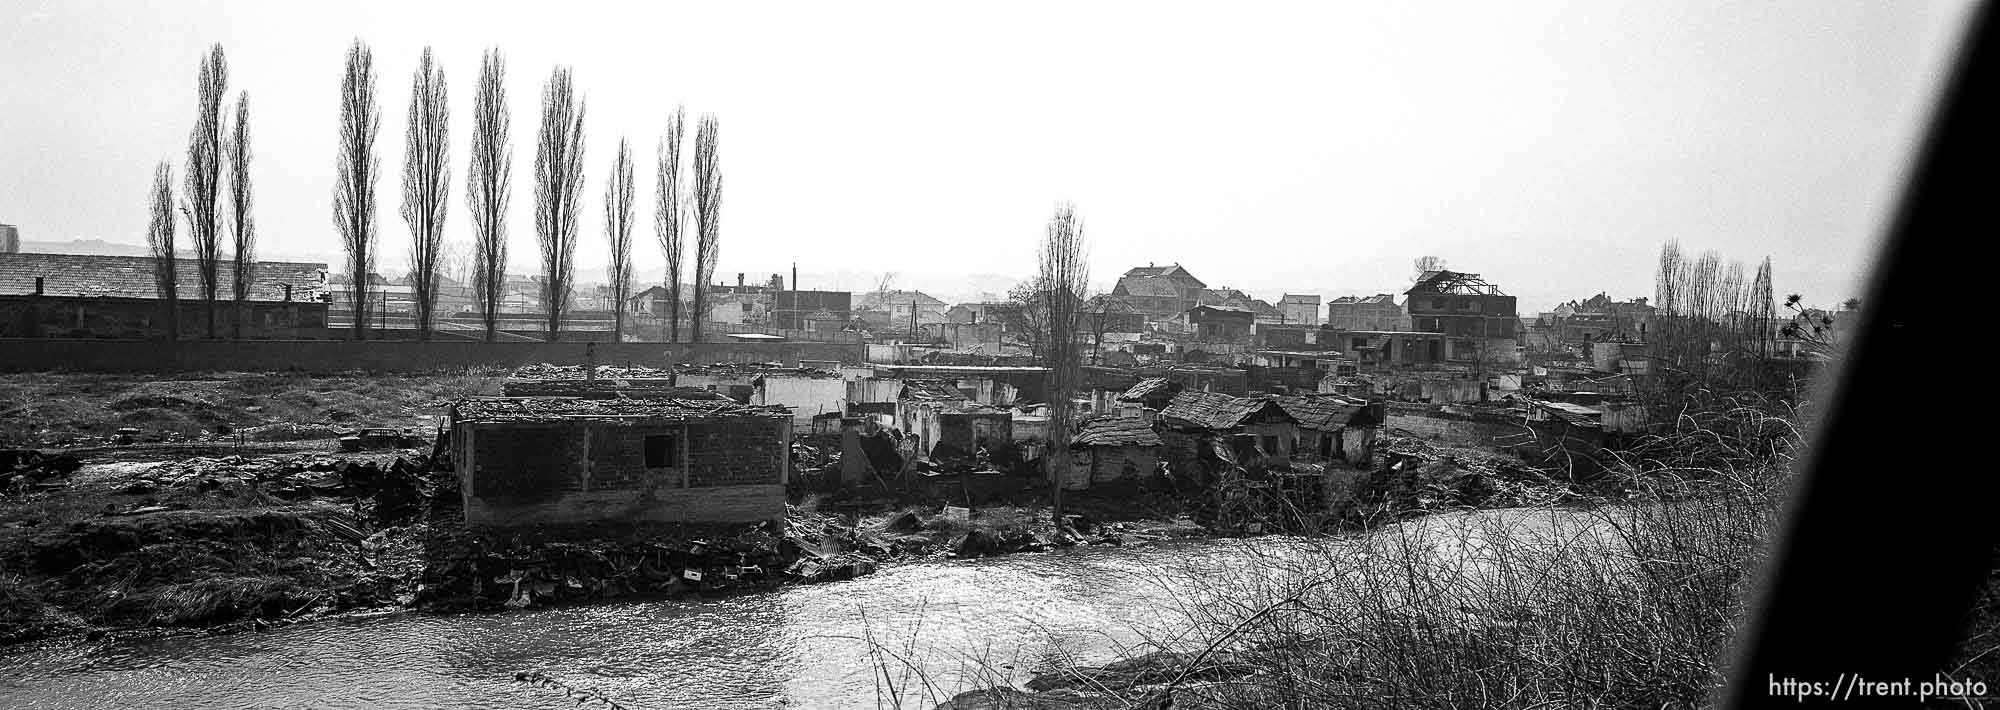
[0, 339, 865, 373]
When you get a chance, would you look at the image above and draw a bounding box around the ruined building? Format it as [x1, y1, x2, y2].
[449, 397, 792, 527]
[1403, 270, 1521, 367]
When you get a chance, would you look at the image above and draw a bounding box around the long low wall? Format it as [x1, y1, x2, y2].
[0, 339, 866, 374]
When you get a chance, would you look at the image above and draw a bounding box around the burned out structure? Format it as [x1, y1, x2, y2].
[448, 397, 791, 527]
[896, 380, 1013, 460]
[1404, 270, 1521, 366]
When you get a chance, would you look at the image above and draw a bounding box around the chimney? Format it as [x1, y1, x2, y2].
[34, 276, 44, 295]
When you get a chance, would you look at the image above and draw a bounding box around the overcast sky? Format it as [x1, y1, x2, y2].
[0, 1, 1974, 313]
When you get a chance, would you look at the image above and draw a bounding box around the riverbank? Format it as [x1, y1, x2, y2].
[1, 394, 1614, 651]
[0, 444, 1233, 648]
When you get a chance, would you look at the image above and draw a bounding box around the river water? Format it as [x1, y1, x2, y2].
[0, 509, 1596, 709]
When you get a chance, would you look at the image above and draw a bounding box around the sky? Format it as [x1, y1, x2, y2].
[0, 1, 1975, 314]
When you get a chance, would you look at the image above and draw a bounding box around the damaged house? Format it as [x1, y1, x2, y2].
[896, 380, 1013, 460]
[1068, 416, 1164, 489]
[1274, 394, 1384, 468]
[1155, 390, 1300, 479]
[448, 397, 791, 527]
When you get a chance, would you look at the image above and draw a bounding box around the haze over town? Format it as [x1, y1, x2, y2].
[1, 1, 1972, 313]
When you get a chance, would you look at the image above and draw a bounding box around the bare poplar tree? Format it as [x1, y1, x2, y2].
[226, 90, 256, 338]
[1037, 203, 1089, 524]
[183, 43, 227, 338]
[653, 106, 687, 342]
[333, 39, 381, 340]
[688, 114, 722, 343]
[148, 161, 180, 341]
[401, 47, 450, 340]
[604, 137, 636, 342]
[467, 48, 512, 342]
[533, 67, 586, 341]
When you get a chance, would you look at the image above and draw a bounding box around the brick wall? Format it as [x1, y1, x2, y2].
[0, 295, 329, 339]
[0, 339, 864, 373]
[457, 416, 790, 527]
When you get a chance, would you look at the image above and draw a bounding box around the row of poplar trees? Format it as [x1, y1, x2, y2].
[144, 44, 254, 341]
[147, 40, 725, 343]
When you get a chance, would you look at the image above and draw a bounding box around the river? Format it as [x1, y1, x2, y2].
[0, 508, 1600, 709]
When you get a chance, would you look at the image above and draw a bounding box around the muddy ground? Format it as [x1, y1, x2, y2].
[0, 370, 504, 448]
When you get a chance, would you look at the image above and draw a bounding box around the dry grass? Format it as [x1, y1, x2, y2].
[907, 396, 1816, 709]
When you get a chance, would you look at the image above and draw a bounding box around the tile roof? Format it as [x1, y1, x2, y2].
[1118, 377, 1176, 402]
[0, 252, 328, 301]
[1158, 390, 1294, 430]
[1072, 416, 1163, 447]
[1114, 277, 1185, 298]
[451, 396, 787, 423]
[1276, 394, 1370, 431]
[1119, 264, 1202, 286]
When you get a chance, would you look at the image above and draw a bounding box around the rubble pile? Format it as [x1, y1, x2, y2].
[112, 454, 442, 526]
[415, 511, 896, 611]
[1372, 436, 1579, 512]
[0, 449, 82, 492]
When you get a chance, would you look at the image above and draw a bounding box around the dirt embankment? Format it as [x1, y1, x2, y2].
[0, 447, 1217, 648]
[0, 370, 504, 448]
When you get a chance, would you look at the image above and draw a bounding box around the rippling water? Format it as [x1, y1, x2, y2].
[0, 509, 1592, 709]
[0, 536, 1327, 710]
